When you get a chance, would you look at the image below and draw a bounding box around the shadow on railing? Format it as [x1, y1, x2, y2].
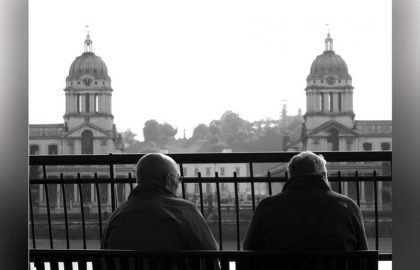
[29, 151, 392, 261]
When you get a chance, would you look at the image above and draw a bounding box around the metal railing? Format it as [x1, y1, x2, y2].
[29, 151, 392, 261]
[30, 249, 379, 270]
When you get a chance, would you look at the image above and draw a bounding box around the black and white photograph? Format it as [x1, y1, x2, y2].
[9, 0, 420, 269]
[27, 0, 393, 269]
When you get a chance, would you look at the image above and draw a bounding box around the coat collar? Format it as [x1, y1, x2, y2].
[282, 174, 331, 192]
[128, 182, 177, 199]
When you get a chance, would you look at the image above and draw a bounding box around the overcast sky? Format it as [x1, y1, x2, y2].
[29, 0, 391, 140]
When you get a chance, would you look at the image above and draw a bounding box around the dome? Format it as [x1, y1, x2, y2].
[307, 33, 351, 80]
[66, 33, 110, 81]
[67, 52, 109, 80]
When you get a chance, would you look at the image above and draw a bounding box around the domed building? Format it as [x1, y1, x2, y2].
[29, 32, 125, 213]
[293, 33, 392, 152]
[29, 32, 123, 156]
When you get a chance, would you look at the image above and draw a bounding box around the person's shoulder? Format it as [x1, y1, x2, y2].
[166, 195, 196, 209]
[328, 191, 361, 212]
[105, 200, 129, 223]
[255, 193, 283, 210]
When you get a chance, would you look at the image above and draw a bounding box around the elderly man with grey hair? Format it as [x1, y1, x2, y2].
[102, 153, 218, 251]
[244, 151, 368, 251]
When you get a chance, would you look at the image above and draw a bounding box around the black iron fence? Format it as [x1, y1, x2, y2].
[29, 151, 392, 261]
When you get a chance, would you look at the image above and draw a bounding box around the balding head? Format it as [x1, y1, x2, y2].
[136, 153, 180, 193]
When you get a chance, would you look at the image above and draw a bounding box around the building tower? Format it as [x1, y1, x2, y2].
[63, 32, 118, 154]
[303, 32, 357, 151]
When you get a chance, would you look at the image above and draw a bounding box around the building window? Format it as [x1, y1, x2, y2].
[183, 167, 188, 176]
[329, 93, 333, 112]
[81, 130, 94, 154]
[30, 145, 39, 155]
[220, 167, 225, 176]
[327, 129, 339, 151]
[338, 93, 342, 112]
[235, 167, 240, 176]
[381, 142, 391, 150]
[194, 168, 199, 176]
[363, 143, 373, 151]
[85, 94, 90, 113]
[206, 167, 211, 176]
[48, 144, 58, 155]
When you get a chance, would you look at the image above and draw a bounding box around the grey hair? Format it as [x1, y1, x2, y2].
[287, 151, 327, 179]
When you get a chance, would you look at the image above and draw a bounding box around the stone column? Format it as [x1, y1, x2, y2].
[306, 93, 310, 112]
[74, 184, 78, 203]
[344, 92, 349, 111]
[312, 92, 316, 111]
[56, 184, 61, 208]
[360, 182, 366, 203]
[107, 184, 112, 205]
[377, 181, 383, 207]
[39, 185, 44, 202]
[91, 183, 95, 204]
[109, 94, 112, 114]
[125, 184, 130, 200]
[333, 93, 338, 112]
[343, 181, 348, 196]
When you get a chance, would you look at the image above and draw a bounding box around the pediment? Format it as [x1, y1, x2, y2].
[307, 120, 359, 137]
[64, 122, 112, 138]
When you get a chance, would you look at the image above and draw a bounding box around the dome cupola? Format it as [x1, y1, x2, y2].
[66, 33, 110, 81]
[307, 33, 351, 81]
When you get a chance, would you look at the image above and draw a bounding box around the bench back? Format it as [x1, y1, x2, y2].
[30, 249, 378, 270]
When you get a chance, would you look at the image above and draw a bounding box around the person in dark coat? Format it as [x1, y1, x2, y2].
[102, 153, 218, 251]
[243, 151, 368, 251]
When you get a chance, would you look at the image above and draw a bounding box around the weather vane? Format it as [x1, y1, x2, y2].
[325, 23, 330, 34]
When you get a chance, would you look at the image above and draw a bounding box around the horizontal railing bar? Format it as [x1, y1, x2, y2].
[29, 176, 392, 184]
[29, 248, 380, 258]
[29, 151, 392, 165]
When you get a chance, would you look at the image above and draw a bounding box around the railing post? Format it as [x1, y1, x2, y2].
[373, 170, 379, 251]
[215, 172, 223, 250]
[60, 174, 70, 249]
[29, 185, 36, 249]
[234, 172, 241, 250]
[109, 153, 116, 212]
[249, 162, 256, 212]
[43, 165, 54, 249]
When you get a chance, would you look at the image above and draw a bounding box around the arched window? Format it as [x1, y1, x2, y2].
[327, 129, 339, 151]
[81, 130, 94, 154]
